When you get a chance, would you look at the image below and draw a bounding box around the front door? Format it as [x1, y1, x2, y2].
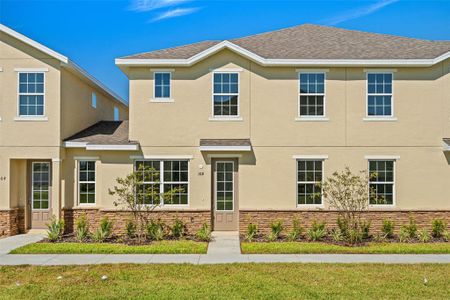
[30, 161, 51, 228]
[213, 159, 238, 231]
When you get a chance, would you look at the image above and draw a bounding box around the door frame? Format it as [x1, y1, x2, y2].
[28, 160, 52, 229]
[211, 157, 239, 231]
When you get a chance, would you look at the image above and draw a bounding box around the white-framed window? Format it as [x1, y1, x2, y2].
[114, 106, 119, 121]
[91, 92, 97, 108]
[18, 72, 45, 116]
[299, 72, 325, 117]
[212, 72, 239, 117]
[154, 72, 171, 99]
[135, 160, 189, 205]
[78, 160, 96, 205]
[297, 160, 323, 205]
[367, 73, 393, 117]
[368, 160, 395, 205]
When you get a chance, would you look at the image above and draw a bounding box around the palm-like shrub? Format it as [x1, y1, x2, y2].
[75, 214, 89, 242]
[381, 219, 395, 238]
[402, 216, 417, 238]
[46, 216, 65, 242]
[431, 219, 446, 238]
[245, 223, 258, 242]
[267, 220, 283, 241]
[196, 223, 211, 242]
[307, 220, 326, 241]
[92, 217, 113, 242]
[171, 218, 185, 239]
[147, 219, 165, 241]
[287, 219, 303, 241]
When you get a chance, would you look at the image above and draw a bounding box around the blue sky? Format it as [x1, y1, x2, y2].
[2, 0, 449, 102]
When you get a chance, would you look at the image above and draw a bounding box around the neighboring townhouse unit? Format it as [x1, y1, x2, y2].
[0, 24, 128, 236]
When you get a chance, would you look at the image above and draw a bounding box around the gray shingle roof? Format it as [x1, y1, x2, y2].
[64, 121, 136, 145]
[121, 24, 450, 60]
[200, 139, 251, 147]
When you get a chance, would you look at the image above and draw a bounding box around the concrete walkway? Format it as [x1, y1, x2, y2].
[1, 232, 450, 265]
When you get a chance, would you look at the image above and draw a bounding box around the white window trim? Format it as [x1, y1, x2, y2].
[134, 159, 190, 207]
[152, 71, 172, 101]
[295, 157, 326, 208]
[77, 159, 97, 206]
[17, 71, 46, 118]
[365, 71, 395, 119]
[215, 160, 235, 212]
[298, 71, 327, 119]
[367, 158, 397, 207]
[211, 71, 240, 120]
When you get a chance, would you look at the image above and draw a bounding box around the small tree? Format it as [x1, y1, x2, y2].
[320, 167, 376, 243]
[109, 164, 183, 243]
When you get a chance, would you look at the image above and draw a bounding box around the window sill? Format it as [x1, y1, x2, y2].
[150, 98, 174, 103]
[295, 117, 329, 122]
[368, 204, 396, 209]
[363, 117, 397, 122]
[296, 204, 324, 209]
[14, 116, 48, 122]
[209, 117, 243, 122]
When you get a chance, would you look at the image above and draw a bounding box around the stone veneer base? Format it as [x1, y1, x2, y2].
[0, 208, 25, 237]
[62, 209, 211, 236]
[239, 210, 450, 235]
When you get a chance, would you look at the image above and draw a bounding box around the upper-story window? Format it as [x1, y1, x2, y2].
[114, 106, 119, 121]
[299, 73, 325, 117]
[213, 72, 239, 117]
[18, 72, 44, 116]
[154, 72, 171, 99]
[91, 92, 97, 108]
[367, 73, 393, 117]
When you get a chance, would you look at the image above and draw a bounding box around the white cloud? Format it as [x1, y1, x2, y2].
[129, 0, 191, 12]
[149, 7, 200, 22]
[323, 0, 399, 25]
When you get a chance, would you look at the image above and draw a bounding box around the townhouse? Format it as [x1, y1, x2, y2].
[0, 24, 128, 235]
[1, 24, 449, 236]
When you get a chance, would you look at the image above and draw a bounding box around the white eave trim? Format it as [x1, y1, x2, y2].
[293, 155, 329, 160]
[130, 155, 194, 160]
[115, 40, 450, 67]
[64, 142, 139, 151]
[64, 142, 88, 148]
[199, 145, 252, 152]
[86, 144, 139, 151]
[364, 155, 400, 160]
[0, 24, 126, 106]
[0, 24, 68, 63]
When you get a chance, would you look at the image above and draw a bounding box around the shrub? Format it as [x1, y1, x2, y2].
[337, 217, 349, 237]
[146, 219, 165, 241]
[307, 220, 326, 241]
[402, 216, 417, 238]
[245, 223, 258, 242]
[330, 228, 343, 242]
[381, 219, 395, 238]
[92, 217, 113, 242]
[398, 227, 410, 243]
[443, 230, 449, 242]
[418, 229, 431, 243]
[125, 219, 136, 239]
[287, 219, 303, 241]
[46, 216, 65, 242]
[171, 218, 185, 239]
[359, 219, 371, 239]
[75, 214, 89, 242]
[431, 219, 446, 238]
[347, 228, 363, 244]
[196, 223, 211, 242]
[267, 220, 283, 241]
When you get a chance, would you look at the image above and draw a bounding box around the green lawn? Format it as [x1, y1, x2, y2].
[10, 241, 207, 254]
[241, 242, 450, 254]
[0, 264, 449, 299]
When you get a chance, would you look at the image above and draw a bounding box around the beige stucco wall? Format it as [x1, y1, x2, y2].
[60, 68, 128, 140]
[119, 49, 450, 211]
[0, 31, 128, 214]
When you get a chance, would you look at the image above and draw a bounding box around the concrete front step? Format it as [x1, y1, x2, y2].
[207, 231, 241, 255]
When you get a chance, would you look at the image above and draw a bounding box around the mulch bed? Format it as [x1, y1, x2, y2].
[39, 234, 203, 245]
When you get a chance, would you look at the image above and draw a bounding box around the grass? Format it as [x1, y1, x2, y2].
[241, 242, 450, 254]
[0, 264, 449, 299]
[10, 240, 207, 254]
